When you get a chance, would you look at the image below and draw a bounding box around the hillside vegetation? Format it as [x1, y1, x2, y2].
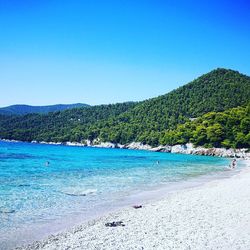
[0, 102, 137, 142]
[0, 68, 249, 148]
[160, 104, 250, 148]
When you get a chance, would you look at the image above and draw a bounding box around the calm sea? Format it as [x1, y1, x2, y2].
[0, 140, 239, 249]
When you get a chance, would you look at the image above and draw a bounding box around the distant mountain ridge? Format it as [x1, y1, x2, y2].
[0, 103, 89, 115]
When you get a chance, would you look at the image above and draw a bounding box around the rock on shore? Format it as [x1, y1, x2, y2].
[170, 143, 249, 158]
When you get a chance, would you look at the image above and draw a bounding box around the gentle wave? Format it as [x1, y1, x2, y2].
[61, 188, 97, 196]
[0, 208, 15, 214]
[0, 153, 36, 160]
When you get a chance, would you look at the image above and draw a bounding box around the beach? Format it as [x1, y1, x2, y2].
[1, 1, 249, 249]
[18, 160, 250, 250]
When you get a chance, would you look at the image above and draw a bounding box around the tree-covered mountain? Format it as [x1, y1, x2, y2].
[160, 103, 250, 149]
[91, 68, 250, 145]
[0, 68, 249, 148]
[0, 103, 89, 115]
[0, 102, 137, 142]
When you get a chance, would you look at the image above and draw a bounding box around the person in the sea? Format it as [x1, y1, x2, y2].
[45, 161, 50, 167]
[230, 159, 237, 169]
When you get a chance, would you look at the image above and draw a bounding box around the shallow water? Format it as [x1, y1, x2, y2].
[0, 141, 239, 249]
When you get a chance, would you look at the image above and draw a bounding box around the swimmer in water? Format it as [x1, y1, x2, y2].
[45, 161, 50, 167]
[228, 159, 236, 169]
[231, 159, 237, 169]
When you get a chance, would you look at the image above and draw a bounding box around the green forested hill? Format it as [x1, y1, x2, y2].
[92, 68, 250, 145]
[0, 102, 137, 142]
[0, 68, 249, 148]
[160, 104, 250, 148]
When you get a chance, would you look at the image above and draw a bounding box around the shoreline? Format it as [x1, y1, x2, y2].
[6, 158, 237, 250]
[1, 139, 249, 159]
[17, 159, 250, 250]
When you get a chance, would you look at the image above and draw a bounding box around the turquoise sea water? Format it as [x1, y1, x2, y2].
[0, 141, 239, 249]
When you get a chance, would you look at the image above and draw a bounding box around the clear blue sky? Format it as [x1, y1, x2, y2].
[0, 0, 250, 107]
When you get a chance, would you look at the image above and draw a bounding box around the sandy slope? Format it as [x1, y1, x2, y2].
[18, 161, 250, 250]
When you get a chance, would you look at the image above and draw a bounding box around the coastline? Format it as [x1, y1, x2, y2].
[1, 139, 249, 159]
[17, 159, 250, 250]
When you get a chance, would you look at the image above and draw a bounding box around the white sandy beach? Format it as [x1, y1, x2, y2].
[18, 160, 250, 250]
